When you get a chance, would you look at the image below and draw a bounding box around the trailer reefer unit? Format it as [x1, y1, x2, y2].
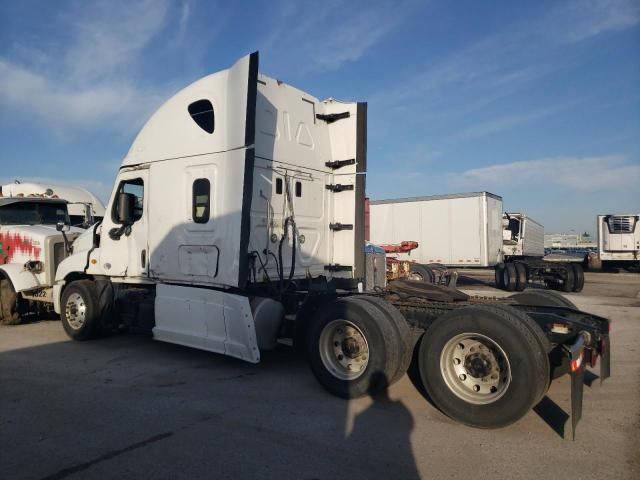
[48, 52, 610, 433]
[369, 192, 503, 267]
[597, 214, 640, 270]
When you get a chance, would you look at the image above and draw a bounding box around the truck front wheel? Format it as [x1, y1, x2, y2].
[305, 297, 401, 399]
[417, 305, 548, 428]
[0, 278, 22, 325]
[60, 280, 101, 341]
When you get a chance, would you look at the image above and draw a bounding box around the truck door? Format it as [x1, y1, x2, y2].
[99, 169, 149, 278]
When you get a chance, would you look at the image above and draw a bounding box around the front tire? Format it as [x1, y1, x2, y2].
[0, 278, 22, 325]
[417, 305, 548, 428]
[60, 280, 101, 340]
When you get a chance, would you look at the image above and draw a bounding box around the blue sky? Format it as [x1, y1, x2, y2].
[0, 0, 638, 235]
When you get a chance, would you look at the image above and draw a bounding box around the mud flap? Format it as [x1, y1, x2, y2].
[570, 363, 585, 441]
[600, 335, 611, 385]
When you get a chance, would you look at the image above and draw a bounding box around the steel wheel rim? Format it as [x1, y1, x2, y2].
[319, 319, 370, 380]
[65, 292, 87, 330]
[408, 272, 423, 281]
[440, 333, 511, 405]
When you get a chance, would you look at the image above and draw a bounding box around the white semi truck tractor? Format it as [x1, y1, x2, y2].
[596, 214, 640, 271]
[499, 212, 585, 293]
[51, 52, 610, 432]
[0, 195, 83, 324]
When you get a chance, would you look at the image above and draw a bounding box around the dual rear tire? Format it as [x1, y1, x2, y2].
[305, 296, 414, 398]
[415, 304, 549, 428]
[495, 263, 527, 291]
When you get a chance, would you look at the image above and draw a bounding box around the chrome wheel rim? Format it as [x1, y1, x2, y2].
[408, 271, 424, 281]
[65, 292, 87, 330]
[440, 333, 511, 405]
[319, 320, 370, 380]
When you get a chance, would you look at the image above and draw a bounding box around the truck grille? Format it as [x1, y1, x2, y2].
[53, 242, 66, 272]
[606, 216, 636, 234]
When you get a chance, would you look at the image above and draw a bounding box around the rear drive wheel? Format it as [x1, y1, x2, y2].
[351, 296, 414, 384]
[60, 280, 101, 340]
[408, 264, 435, 284]
[0, 278, 22, 325]
[306, 297, 401, 398]
[502, 263, 517, 291]
[561, 265, 575, 292]
[417, 305, 548, 428]
[571, 264, 584, 292]
[494, 263, 505, 289]
[514, 263, 527, 291]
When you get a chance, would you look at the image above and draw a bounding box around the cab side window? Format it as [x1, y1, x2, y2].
[192, 178, 210, 223]
[113, 178, 144, 223]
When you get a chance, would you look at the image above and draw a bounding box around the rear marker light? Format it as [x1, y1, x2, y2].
[571, 351, 584, 373]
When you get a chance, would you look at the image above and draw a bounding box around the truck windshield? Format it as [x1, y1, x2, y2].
[0, 202, 70, 225]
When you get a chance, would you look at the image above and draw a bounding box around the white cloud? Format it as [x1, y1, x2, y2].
[262, 0, 414, 74]
[369, 0, 640, 123]
[63, 0, 169, 82]
[553, 0, 640, 43]
[0, 0, 171, 134]
[455, 107, 561, 139]
[455, 155, 640, 191]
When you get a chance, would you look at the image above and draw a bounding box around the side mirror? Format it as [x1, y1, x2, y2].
[56, 221, 69, 232]
[116, 192, 136, 224]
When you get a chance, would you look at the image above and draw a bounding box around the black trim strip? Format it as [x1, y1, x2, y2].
[238, 51, 259, 289]
[353, 102, 367, 281]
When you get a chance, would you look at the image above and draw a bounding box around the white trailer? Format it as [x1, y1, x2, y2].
[1, 182, 106, 227]
[597, 214, 640, 270]
[369, 192, 503, 267]
[43, 52, 610, 432]
[370, 193, 584, 292]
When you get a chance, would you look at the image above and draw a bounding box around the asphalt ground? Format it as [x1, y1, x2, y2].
[1, 271, 639, 479]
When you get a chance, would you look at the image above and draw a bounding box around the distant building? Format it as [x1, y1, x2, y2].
[544, 232, 596, 248]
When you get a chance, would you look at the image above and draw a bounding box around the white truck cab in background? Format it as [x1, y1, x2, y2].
[502, 212, 544, 258]
[1, 182, 106, 228]
[0, 196, 83, 324]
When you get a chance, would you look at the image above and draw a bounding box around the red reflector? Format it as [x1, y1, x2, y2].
[571, 351, 584, 373]
[590, 352, 598, 368]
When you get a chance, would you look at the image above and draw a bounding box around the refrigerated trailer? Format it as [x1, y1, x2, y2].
[596, 214, 640, 270]
[370, 194, 585, 292]
[44, 52, 609, 432]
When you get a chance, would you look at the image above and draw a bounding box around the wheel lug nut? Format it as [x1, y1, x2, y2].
[473, 385, 480, 392]
[459, 374, 466, 381]
[454, 358, 461, 365]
